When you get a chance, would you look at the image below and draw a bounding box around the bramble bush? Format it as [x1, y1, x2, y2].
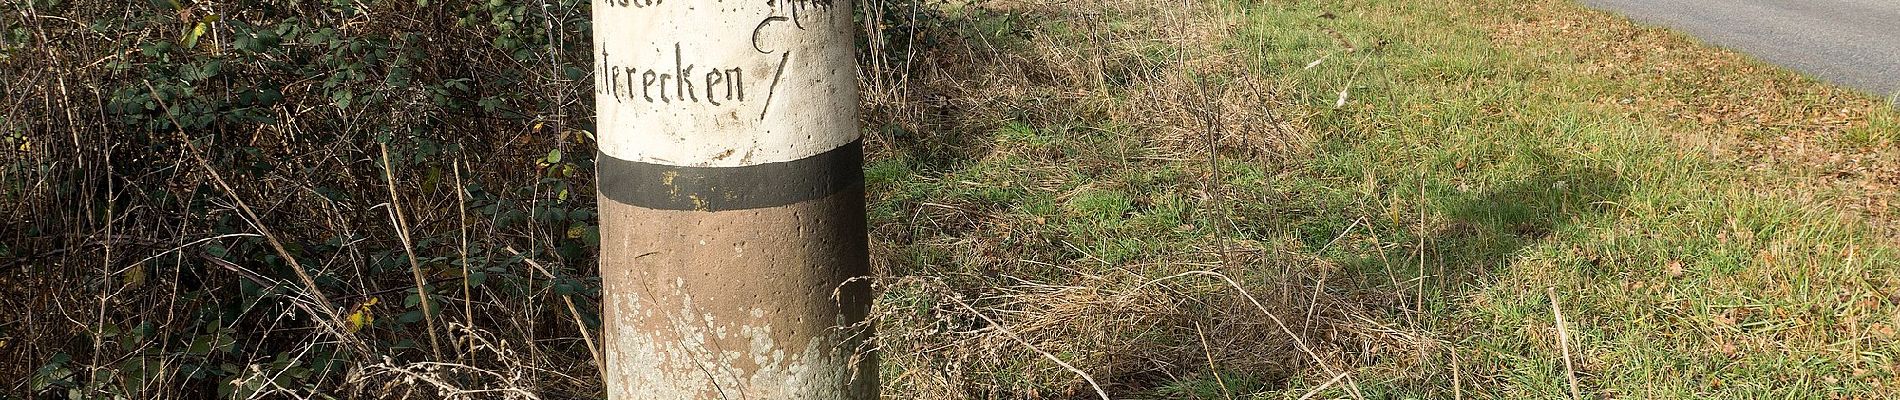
[3, 0, 603, 398]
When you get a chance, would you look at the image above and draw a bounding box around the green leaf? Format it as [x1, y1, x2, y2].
[332, 90, 354, 109]
[187, 337, 212, 355]
[46, 353, 71, 367]
[581, 225, 600, 247]
[180, 16, 213, 49]
[466, 271, 487, 287]
[385, 67, 411, 87]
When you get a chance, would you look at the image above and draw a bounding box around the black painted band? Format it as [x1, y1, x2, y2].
[597, 140, 863, 211]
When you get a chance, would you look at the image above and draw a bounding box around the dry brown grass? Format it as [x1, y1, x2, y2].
[857, 0, 1439, 397]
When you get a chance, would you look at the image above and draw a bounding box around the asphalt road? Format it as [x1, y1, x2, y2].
[1580, 0, 1900, 100]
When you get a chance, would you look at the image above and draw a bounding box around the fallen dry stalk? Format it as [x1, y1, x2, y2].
[144, 80, 371, 356]
[455, 158, 476, 363]
[1294, 369, 1351, 400]
[1549, 286, 1582, 400]
[1451, 347, 1464, 400]
[1136, 270, 1366, 400]
[1194, 321, 1234, 400]
[504, 246, 604, 379]
[381, 142, 449, 361]
[940, 287, 1113, 400]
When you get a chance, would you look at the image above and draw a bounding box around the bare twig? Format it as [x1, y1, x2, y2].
[119, 233, 261, 274]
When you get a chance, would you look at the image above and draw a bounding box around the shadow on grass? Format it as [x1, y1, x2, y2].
[1227, 152, 1628, 396]
[1429, 162, 1624, 283]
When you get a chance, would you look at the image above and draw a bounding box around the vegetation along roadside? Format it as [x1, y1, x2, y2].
[3, 0, 1898, 398]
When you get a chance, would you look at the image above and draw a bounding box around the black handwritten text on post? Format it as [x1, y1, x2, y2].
[594, 0, 844, 112]
[597, 43, 745, 105]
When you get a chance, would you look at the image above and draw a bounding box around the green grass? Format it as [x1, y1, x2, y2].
[1229, 0, 1900, 397]
[868, 0, 1900, 398]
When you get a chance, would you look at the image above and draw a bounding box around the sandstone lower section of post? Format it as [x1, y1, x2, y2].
[598, 187, 874, 399]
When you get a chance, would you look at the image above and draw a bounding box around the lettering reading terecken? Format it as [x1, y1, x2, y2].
[597, 43, 746, 106]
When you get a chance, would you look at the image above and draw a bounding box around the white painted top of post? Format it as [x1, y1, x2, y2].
[593, 0, 859, 168]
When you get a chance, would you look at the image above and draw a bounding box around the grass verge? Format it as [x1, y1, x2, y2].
[865, 0, 1900, 398]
